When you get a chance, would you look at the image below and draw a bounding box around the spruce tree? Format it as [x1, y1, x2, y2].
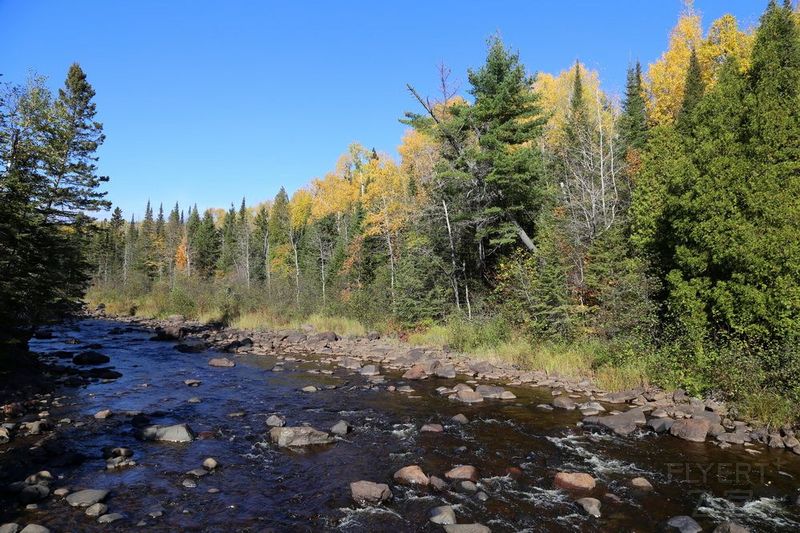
[618, 61, 648, 153]
[677, 48, 704, 130]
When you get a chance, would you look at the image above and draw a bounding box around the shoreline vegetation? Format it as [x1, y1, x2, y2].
[3, 1, 800, 432]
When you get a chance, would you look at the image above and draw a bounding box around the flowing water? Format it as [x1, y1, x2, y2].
[3, 318, 800, 531]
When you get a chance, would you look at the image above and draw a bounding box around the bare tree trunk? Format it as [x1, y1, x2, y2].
[442, 199, 460, 310]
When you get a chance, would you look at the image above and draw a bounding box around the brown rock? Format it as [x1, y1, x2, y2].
[554, 472, 596, 491]
[208, 357, 235, 368]
[350, 480, 392, 504]
[393, 465, 429, 486]
[444, 465, 478, 482]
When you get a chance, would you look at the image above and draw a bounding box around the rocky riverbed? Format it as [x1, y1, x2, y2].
[1, 316, 800, 531]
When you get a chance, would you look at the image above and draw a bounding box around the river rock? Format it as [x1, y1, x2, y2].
[552, 396, 576, 410]
[19, 526, 49, 533]
[19, 484, 49, 504]
[359, 364, 380, 376]
[338, 357, 362, 370]
[0, 427, 10, 444]
[266, 414, 286, 427]
[475, 385, 506, 399]
[421, 423, 444, 433]
[429, 505, 456, 525]
[429, 475, 448, 491]
[554, 472, 596, 491]
[403, 364, 428, 380]
[175, 339, 207, 353]
[452, 414, 469, 424]
[330, 420, 352, 436]
[53, 488, 69, 497]
[350, 480, 392, 504]
[73, 351, 110, 365]
[630, 477, 653, 491]
[97, 513, 124, 524]
[445, 465, 478, 482]
[208, 357, 235, 367]
[269, 426, 334, 447]
[152, 325, 185, 341]
[713, 521, 751, 533]
[443, 525, 490, 533]
[184, 379, 201, 387]
[66, 488, 109, 507]
[648, 417, 675, 433]
[203, 457, 219, 470]
[576, 497, 601, 517]
[0, 525, 20, 533]
[670, 419, 710, 442]
[301, 385, 318, 393]
[393, 465, 429, 485]
[583, 407, 646, 436]
[666, 515, 702, 533]
[85, 502, 107, 517]
[455, 389, 483, 404]
[140, 423, 195, 442]
[434, 364, 457, 379]
[94, 409, 112, 419]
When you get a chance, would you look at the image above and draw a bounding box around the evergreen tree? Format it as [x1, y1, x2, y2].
[677, 48, 704, 130]
[194, 211, 220, 279]
[618, 61, 649, 153]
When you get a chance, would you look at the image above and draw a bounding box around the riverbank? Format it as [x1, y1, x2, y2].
[2, 316, 800, 531]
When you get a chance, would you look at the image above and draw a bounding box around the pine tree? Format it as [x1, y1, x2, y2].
[194, 210, 220, 279]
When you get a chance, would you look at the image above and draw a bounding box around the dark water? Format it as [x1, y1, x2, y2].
[5, 318, 800, 531]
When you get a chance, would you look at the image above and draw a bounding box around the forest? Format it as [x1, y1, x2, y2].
[2, 2, 799, 425]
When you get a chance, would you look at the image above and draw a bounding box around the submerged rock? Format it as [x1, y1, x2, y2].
[269, 426, 334, 447]
[350, 480, 392, 504]
[552, 396, 576, 410]
[72, 351, 110, 365]
[208, 357, 235, 367]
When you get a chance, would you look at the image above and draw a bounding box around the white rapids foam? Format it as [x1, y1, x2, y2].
[695, 493, 800, 530]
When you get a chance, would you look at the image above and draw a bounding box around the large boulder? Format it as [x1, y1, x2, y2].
[72, 351, 110, 365]
[455, 389, 483, 404]
[554, 472, 596, 491]
[269, 426, 335, 447]
[670, 419, 710, 443]
[402, 364, 428, 380]
[139, 423, 195, 443]
[151, 326, 185, 341]
[350, 480, 392, 505]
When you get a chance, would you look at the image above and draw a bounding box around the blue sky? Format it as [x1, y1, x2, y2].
[1, 1, 766, 219]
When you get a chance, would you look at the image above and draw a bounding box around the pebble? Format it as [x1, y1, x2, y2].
[203, 457, 219, 470]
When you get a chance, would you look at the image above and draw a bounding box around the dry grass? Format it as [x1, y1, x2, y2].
[300, 313, 367, 337]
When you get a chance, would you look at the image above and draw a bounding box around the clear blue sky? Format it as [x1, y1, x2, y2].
[1, 0, 766, 219]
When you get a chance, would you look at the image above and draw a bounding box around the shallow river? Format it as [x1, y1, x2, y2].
[4, 319, 800, 531]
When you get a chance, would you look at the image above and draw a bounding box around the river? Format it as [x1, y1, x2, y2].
[2, 318, 799, 532]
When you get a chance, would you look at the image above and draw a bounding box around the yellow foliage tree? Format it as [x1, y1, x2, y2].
[647, 4, 752, 125]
